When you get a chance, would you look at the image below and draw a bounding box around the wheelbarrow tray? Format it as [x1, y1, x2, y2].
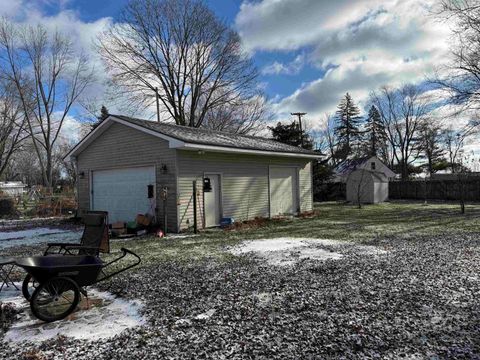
[16, 255, 103, 287]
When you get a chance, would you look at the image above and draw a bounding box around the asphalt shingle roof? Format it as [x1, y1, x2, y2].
[334, 157, 370, 176]
[112, 115, 320, 156]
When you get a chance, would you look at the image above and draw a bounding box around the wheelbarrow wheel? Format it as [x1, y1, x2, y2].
[30, 276, 80, 322]
[22, 274, 39, 301]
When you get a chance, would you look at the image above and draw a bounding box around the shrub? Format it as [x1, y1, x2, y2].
[0, 197, 17, 218]
[0, 302, 17, 334]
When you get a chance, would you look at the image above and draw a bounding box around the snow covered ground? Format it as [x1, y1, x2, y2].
[229, 237, 386, 266]
[0, 284, 145, 343]
[0, 228, 82, 249]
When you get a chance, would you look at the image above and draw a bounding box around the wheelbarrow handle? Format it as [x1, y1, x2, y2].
[120, 248, 141, 263]
[96, 248, 141, 283]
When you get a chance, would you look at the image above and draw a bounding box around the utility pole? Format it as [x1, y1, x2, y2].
[291, 112, 307, 146]
[155, 87, 160, 122]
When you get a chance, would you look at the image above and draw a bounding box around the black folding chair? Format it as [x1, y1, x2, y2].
[0, 257, 19, 292]
[43, 211, 110, 256]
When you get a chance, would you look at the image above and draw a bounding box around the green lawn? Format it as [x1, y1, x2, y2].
[111, 201, 480, 265]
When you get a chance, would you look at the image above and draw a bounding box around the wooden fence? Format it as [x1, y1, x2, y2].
[389, 179, 480, 201]
[0, 194, 77, 217]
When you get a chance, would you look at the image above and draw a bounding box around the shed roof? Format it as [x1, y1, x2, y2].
[335, 156, 395, 178]
[335, 157, 370, 176]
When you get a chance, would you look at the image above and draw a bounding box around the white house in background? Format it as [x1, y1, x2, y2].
[333, 156, 396, 183]
[0, 181, 27, 197]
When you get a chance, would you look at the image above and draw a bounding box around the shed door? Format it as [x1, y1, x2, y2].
[269, 167, 298, 216]
[92, 166, 155, 223]
[204, 174, 221, 227]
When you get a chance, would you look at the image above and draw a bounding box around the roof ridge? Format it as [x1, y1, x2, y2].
[108, 114, 320, 156]
[111, 114, 275, 141]
[111, 114, 316, 154]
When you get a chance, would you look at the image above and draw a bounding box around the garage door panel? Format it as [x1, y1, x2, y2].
[92, 166, 155, 223]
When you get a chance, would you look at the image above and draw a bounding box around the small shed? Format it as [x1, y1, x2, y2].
[346, 169, 389, 204]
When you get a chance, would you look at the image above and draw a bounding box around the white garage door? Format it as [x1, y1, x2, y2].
[269, 167, 298, 216]
[92, 166, 155, 223]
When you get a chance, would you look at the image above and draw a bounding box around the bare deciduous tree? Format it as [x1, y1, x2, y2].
[96, 0, 261, 130]
[434, 0, 480, 118]
[201, 95, 269, 135]
[0, 19, 95, 190]
[442, 125, 476, 173]
[322, 113, 340, 166]
[0, 79, 28, 179]
[370, 85, 430, 179]
[354, 169, 368, 209]
[419, 120, 446, 175]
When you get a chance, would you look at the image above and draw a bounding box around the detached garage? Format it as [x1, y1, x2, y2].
[67, 115, 320, 232]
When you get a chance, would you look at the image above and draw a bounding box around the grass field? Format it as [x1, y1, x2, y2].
[3, 201, 480, 359]
[111, 200, 480, 264]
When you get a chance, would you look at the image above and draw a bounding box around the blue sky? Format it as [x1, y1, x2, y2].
[33, 0, 326, 104]
[0, 0, 473, 139]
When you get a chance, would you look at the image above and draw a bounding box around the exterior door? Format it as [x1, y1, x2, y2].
[92, 166, 155, 223]
[269, 167, 298, 216]
[204, 174, 221, 227]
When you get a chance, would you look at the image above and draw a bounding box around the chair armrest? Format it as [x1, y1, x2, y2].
[44, 242, 81, 255]
[62, 245, 101, 255]
[46, 242, 79, 247]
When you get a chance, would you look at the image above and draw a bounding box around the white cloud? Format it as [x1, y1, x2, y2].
[236, 0, 379, 52]
[57, 115, 85, 145]
[262, 54, 305, 75]
[237, 0, 454, 131]
[0, 0, 22, 17]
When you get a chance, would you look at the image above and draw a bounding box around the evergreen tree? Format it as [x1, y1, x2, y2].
[363, 105, 388, 158]
[269, 121, 314, 150]
[92, 105, 109, 129]
[100, 105, 109, 121]
[334, 93, 361, 160]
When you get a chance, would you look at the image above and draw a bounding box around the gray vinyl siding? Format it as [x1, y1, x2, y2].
[75, 122, 178, 232]
[176, 150, 313, 230]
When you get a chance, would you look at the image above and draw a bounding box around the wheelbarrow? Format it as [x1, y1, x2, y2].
[15, 248, 140, 322]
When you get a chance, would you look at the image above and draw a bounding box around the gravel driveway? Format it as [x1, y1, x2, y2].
[1, 233, 480, 359]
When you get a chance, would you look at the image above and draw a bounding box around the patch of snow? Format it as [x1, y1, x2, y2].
[194, 309, 216, 320]
[168, 234, 199, 239]
[1, 285, 145, 343]
[253, 292, 273, 306]
[0, 227, 69, 241]
[231, 238, 338, 254]
[174, 318, 192, 327]
[0, 228, 82, 249]
[229, 237, 385, 266]
[0, 217, 66, 227]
